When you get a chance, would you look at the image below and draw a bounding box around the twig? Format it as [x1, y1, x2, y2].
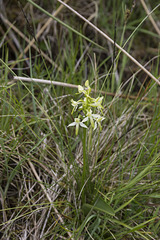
[14, 76, 78, 88]
[14, 76, 155, 101]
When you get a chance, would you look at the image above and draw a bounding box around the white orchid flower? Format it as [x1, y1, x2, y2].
[82, 109, 95, 129]
[68, 117, 87, 136]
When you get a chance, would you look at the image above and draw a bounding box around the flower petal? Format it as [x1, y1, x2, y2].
[68, 122, 76, 127]
[78, 85, 84, 93]
[93, 121, 97, 131]
[82, 117, 88, 122]
[85, 80, 89, 87]
[79, 122, 88, 128]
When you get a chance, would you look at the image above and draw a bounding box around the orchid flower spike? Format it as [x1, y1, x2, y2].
[68, 80, 105, 135]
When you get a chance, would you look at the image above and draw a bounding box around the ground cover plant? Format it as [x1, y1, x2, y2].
[0, 0, 160, 239]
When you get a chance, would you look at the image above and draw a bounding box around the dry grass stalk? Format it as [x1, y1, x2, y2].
[27, 160, 73, 239]
[140, 0, 160, 36]
[17, 0, 70, 65]
[57, 0, 160, 86]
[3, 17, 61, 71]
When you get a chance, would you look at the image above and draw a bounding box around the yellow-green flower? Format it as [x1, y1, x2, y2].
[71, 99, 82, 114]
[90, 96, 104, 109]
[78, 80, 91, 96]
[68, 80, 105, 135]
[94, 115, 105, 131]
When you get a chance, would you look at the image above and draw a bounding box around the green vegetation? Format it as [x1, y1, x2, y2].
[0, 0, 160, 239]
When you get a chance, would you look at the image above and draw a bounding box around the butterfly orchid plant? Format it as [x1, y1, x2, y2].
[68, 80, 105, 203]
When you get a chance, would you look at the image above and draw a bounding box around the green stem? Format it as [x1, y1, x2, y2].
[82, 128, 88, 203]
